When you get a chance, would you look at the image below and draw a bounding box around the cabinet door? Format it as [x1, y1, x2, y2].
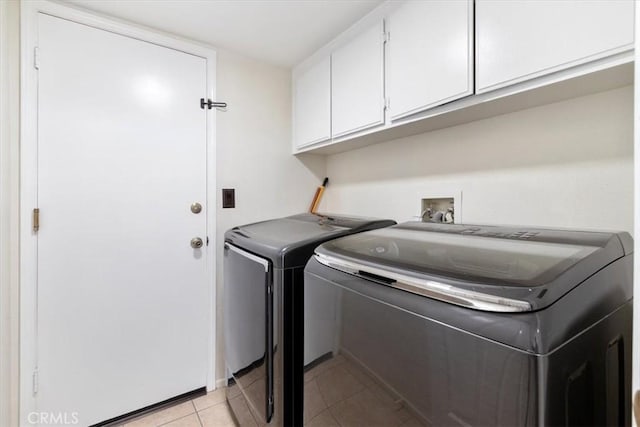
[293, 56, 331, 148]
[331, 21, 385, 138]
[387, 0, 473, 121]
[476, 0, 634, 93]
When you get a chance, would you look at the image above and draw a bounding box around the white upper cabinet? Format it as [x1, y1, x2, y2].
[331, 21, 385, 138]
[293, 56, 331, 148]
[476, 0, 634, 93]
[387, 0, 473, 121]
[292, 0, 634, 153]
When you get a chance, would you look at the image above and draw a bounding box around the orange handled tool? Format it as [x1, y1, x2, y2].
[309, 177, 329, 213]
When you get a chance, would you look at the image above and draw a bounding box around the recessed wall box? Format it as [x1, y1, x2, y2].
[421, 197, 455, 223]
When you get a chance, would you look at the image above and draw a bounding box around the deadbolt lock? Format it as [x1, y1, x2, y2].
[191, 237, 204, 249]
[191, 202, 202, 214]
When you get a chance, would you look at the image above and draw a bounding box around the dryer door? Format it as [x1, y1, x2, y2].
[224, 243, 273, 423]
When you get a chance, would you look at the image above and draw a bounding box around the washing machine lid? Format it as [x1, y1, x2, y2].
[224, 213, 396, 268]
[314, 222, 632, 312]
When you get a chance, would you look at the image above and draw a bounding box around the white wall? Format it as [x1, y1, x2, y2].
[323, 86, 633, 235]
[215, 49, 325, 381]
[0, 1, 21, 426]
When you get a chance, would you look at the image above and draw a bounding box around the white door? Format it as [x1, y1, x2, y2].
[387, 0, 473, 121]
[331, 21, 385, 138]
[293, 56, 331, 149]
[36, 13, 209, 426]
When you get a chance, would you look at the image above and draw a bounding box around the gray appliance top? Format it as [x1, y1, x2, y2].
[224, 213, 396, 268]
[313, 222, 632, 311]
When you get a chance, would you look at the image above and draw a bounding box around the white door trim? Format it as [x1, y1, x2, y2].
[20, 2, 218, 424]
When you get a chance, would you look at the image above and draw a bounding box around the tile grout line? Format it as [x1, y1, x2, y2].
[194, 390, 228, 413]
[152, 401, 198, 427]
[244, 397, 261, 427]
[193, 400, 204, 427]
[156, 412, 196, 427]
[307, 377, 331, 424]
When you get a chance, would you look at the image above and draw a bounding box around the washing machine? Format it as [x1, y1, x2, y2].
[223, 213, 396, 426]
[303, 222, 633, 426]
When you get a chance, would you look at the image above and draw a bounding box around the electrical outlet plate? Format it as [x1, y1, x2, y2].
[418, 191, 461, 223]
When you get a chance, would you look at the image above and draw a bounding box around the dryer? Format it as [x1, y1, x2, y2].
[223, 213, 395, 426]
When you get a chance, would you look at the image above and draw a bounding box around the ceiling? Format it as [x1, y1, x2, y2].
[64, 0, 383, 67]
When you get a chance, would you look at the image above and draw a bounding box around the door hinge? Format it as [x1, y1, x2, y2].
[384, 97, 390, 110]
[33, 208, 40, 233]
[33, 47, 40, 70]
[200, 98, 227, 110]
[383, 31, 390, 44]
[32, 369, 39, 394]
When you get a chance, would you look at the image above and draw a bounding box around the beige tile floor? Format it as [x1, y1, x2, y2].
[118, 388, 236, 427]
[302, 354, 426, 427]
[117, 352, 427, 427]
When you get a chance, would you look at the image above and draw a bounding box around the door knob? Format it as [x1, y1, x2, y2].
[191, 202, 202, 214]
[191, 237, 204, 249]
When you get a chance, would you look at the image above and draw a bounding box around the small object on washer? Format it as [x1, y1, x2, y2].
[310, 177, 329, 213]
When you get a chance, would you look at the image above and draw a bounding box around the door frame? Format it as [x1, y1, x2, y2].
[20, 1, 218, 424]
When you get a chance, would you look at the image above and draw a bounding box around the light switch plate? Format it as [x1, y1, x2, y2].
[222, 188, 235, 208]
